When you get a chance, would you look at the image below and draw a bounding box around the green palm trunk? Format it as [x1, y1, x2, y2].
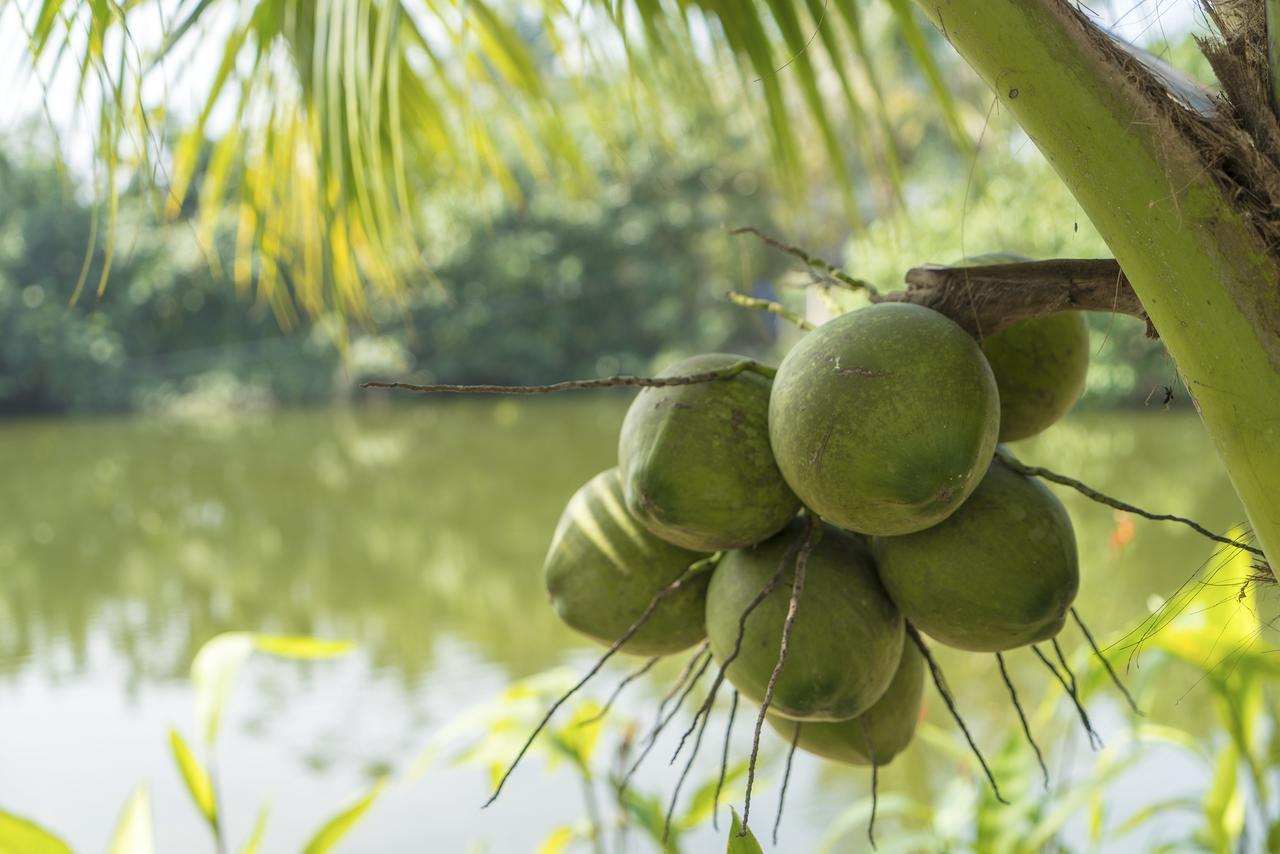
[913, 0, 1280, 566]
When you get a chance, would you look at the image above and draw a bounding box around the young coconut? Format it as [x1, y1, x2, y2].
[544, 468, 710, 656]
[768, 303, 1000, 536]
[765, 640, 924, 766]
[619, 352, 800, 551]
[872, 453, 1079, 652]
[957, 253, 1090, 442]
[705, 519, 903, 721]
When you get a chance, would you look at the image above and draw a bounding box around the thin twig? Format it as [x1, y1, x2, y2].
[621, 647, 713, 788]
[364, 360, 775, 396]
[1032, 644, 1103, 750]
[483, 566, 703, 806]
[724, 290, 815, 330]
[579, 656, 661, 727]
[1070, 607, 1141, 715]
[741, 517, 822, 835]
[729, 226, 879, 294]
[773, 721, 802, 846]
[679, 532, 807, 791]
[860, 716, 879, 851]
[995, 652, 1049, 787]
[996, 450, 1264, 557]
[663, 685, 716, 843]
[907, 625, 1008, 804]
[712, 691, 740, 832]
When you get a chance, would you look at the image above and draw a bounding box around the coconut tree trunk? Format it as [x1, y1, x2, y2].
[911, 0, 1280, 566]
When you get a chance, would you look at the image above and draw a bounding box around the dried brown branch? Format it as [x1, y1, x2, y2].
[908, 624, 1008, 804]
[483, 566, 706, 806]
[1070, 607, 1141, 715]
[364, 360, 775, 396]
[740, 516, 822, 836]
[996, 450, 1265, 557]
[996, 651, 1049, 788]
[879, 259, 1151, 339]
[1033, 644, 1103, 750]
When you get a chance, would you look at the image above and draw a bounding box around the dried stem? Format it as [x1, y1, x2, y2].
[724, 290, 815, 330]
[996, 450, 1264, 557]
[995, 651, 1049, 788]
[881, 259, 1150, 338]
[729, 226, 878, 294]
[1070, 607, 1141, 715]
[678, 531, 807, 792]
[483, 566, 704, 806]
[671, 675, 721, 765]
[663, 686, 715, 844]
[364, 360, 775, 396]
[579, 656, 661, 727]
[907, 625, 1008, 804]
[773, 721, 802, 846]
[1032, 644, 1103, 750]
[741, 517, 822, 836]
[712, 691, 740, 832]
[859, 716, 879, 851]
[621, 646, 713, 788]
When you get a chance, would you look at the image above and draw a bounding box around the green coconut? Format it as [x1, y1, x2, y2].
[766, 640, 924, 766]
[544, 468, 710, 655]
[768, 303, 1000, 536]
[872, 453, 1079, 652]
[619, 352, 800, 551]
[705, 519, 903, 721]
[956, 253, 1089, 442]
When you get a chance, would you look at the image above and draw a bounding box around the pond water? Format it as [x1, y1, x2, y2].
[0, 402, 1256, 852]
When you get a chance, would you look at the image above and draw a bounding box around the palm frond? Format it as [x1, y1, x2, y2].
[17, 0, 970, 315]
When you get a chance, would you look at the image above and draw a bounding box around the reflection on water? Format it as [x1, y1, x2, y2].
[0, 403, 1251, 851]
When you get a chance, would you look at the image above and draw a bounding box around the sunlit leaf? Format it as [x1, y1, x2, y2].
[726, 808, 763, 854]
[169, 729, 218, 831]
[536, 826, 575, 854]
[302, 778, 387, 854]
[680, 761, 749, 830]
[191, 632, 256, 746]
[0, 809, 73, 854]
[240, 805, 270, 854]
[109, 787, 154, 854]
[252, 635, 354, 659]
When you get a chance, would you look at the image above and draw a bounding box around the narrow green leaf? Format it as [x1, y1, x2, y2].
[191, 632, 255, 746]
[726, 808, 763, 854]
[537, 826, 575, 854]
[252, 635, 354, 659]
[302, 779, 387, 854]
[169, 729, 218, 831]
[109, 788, 154, 854]
[0, 809, 73, 854]
[240, 806, 270, 854]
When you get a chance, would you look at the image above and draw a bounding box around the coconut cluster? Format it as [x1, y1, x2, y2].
[543, 287, 1088, 769]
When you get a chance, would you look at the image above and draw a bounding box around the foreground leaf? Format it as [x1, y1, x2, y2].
[109, 788, 154, 854]
[0, 809, 73, 854]
[303, 779, 387, 854]
[169, 730, 218, 831]
[727, 808, 763, 854]
[191, 632, 256, 746]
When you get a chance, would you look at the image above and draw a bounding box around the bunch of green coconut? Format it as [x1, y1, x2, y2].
[543, 254, 1090, 774]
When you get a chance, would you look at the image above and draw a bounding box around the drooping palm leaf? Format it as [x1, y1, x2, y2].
[17, 0, 969, 315]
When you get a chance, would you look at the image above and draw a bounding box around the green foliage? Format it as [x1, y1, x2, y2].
[108, 788, 155, 854]
[169, 729, 219, 832]
[725, 809, 763, 854]
[0, 810, 73, 854]
[18, 0, 961, 312]
[302, 780, 388, 854]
